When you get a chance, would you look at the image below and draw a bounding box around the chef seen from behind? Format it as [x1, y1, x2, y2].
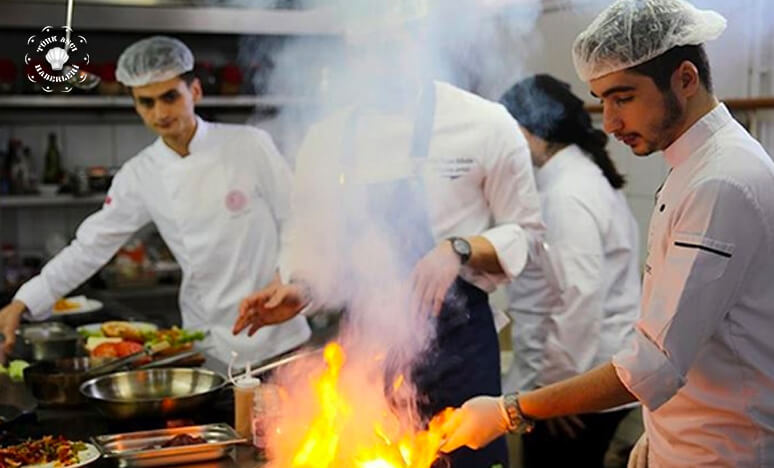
[0, 36, 310, 365]
[437, 1, 774, 467]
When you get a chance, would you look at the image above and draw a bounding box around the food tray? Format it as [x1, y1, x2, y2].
[91, 423, 246, 467]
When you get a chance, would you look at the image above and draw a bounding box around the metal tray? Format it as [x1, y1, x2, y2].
[92, 423, 247, 467]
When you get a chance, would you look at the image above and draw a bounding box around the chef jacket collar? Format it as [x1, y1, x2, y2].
[535, 144, 585, 189]
[663, 103, 731, 169]
[154, 115, 210, 160]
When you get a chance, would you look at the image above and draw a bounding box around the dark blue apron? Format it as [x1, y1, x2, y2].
[341, 85, 508, 468]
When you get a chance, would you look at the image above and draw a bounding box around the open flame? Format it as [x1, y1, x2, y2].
[276, 342, 450, 468]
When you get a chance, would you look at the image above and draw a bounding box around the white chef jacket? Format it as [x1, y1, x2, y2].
[505, 144, 641, 393]
[612, 104, 774, 466]
[15, 117, 311, 365]
[282, 81, 544, 297]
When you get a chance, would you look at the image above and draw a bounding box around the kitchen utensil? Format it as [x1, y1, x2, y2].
[11, 322, 80, 361]
[63, 65, 101, 91]
[92, 423, 246, 467]
[23, 356, 113, 407]
[79, 368, 226, 420]
[232, 347, 323, 381]
[135, 349, 202, 369]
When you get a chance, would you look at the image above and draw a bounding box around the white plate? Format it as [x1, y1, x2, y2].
[24, 442, 100, 468]
[77, 321, 158, 335]
[51, 296, 103, 316]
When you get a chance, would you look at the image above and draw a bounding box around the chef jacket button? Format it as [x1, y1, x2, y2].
[659, 204, 666, 212]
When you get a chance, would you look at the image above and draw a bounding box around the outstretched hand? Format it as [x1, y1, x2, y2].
[439, 395, 510, 453]
[233, 282, 309, 336]
[410, 241, 461, 317]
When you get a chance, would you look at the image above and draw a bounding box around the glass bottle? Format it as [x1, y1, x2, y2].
[42, 133, 62, 185]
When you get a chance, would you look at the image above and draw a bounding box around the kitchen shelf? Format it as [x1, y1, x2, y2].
[0, 194, 106, 208]
[0, 95, 309, 110]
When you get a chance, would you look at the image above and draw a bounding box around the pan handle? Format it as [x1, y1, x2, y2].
[236, 347, 324, 381]
[135, 350, 202, 369]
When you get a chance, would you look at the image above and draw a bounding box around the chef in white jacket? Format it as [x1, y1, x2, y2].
[440, 1, 774, 466]
[0, 36, 311, 365]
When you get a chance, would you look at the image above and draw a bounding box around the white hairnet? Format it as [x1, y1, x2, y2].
[572, 0, 726, 82]
[116, 36, 194, 87]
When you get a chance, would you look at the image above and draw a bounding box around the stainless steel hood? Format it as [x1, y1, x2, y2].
[0, 0, 340, 35]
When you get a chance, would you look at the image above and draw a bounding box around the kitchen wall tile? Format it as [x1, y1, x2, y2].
[63, 125, 114, 168]
[114, 124, 156, 166]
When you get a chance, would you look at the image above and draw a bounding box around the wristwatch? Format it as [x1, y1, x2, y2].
[448, 237, 471, 265]
[502, 393, 535, 434]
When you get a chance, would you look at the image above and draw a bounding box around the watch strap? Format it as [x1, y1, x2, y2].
[503, 393, 535, 434]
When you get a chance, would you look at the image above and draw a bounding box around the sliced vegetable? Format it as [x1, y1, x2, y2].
[85, 336, 122, 352]
[0, 360, 30, 382]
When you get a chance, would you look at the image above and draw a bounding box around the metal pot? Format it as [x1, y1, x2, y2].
[79, 368, 226, 420]
[23, 357, 109, 407]
[12, 322, 81, 361]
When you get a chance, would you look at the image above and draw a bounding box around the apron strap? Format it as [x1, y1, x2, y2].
[341, 82, 437, 166]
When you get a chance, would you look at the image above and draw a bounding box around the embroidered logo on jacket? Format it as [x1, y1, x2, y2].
[225, 189, 248, 213]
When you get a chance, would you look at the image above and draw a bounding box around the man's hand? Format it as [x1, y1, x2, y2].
[627, 432, 648, 468]
[0, 301, 26, 356]
[232, 283, 308, 337]
[410, 241, 461, 317]
[546, 415, 586, 439]
[439, 395, 510, 453]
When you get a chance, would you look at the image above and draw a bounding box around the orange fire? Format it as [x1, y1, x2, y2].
[284, 342, 451, 468]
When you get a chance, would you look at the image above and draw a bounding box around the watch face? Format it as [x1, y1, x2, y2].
[453, 238, 471, 256]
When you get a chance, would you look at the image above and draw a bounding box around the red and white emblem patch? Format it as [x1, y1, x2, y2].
[225, 189, 247, 212]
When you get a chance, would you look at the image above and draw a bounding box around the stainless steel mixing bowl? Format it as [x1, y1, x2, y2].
[79, 368, 226, 420]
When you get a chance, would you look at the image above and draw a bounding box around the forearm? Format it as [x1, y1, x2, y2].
[518, 362, 636, 419]
[465, 235, 505, 275]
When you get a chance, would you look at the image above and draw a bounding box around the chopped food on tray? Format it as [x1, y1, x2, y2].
[91, 341, 144, 359]
[100, 321, 144, 342]
[53, 298, 80, 312]
[84, 337, 123, 352]
[78, 322, 205, 359]
[0, 435, 86, 468]
[142, 327, 206, 348]
[143, 434, 207, 451]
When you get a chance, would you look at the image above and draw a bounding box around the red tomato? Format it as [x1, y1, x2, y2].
[115, 341, 144, 357]
[91, 342, 119, 358]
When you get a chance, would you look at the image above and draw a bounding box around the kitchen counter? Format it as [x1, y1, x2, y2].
[1, 303, 341, 467]
[2, 380, 267, 467]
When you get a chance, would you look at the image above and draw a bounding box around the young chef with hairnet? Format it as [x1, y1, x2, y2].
[231, 12, 545, 468]
[0, 36, 310, 366]
[500, 74, 641, 468]
[438, 1, 774, 466]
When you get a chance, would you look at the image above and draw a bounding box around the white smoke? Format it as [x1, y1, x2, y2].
[240, 1, 556, 465]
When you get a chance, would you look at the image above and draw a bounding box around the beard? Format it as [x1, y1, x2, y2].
[635, 89, 684, 156]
